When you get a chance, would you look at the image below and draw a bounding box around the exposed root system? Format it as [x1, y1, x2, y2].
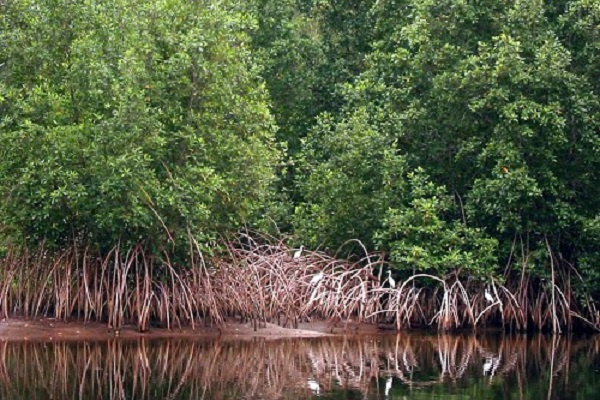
[0, 234, 598, 333]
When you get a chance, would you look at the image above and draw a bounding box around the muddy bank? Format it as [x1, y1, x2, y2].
[3, 240, 598, 336]
[0, 318, 384, 342]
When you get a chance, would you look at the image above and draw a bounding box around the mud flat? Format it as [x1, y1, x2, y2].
[0, 318, 383, 342]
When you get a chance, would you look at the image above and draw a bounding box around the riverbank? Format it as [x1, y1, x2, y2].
[0, 318, 384, 342]
[2, 238, 599, 335]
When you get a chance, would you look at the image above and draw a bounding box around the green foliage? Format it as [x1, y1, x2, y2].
[310, 0, 377, 109]
[2, 0, 600, 292]
[379, 169, 498, 277]
[291, 0, 600, 283]
[249, 0, 324, 152]
[293, 109, 497, 276]
[246, 0, 377, 154]
[293, 108, 405, 251]
[0, 0, 280, 251]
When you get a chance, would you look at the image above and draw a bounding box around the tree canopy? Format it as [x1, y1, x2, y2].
[1, 0, 600, 301]
[0, 0, 280, 251]
[291, 0, 600, 284]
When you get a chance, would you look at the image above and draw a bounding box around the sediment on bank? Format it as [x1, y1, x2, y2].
[0, 233, 598, 334]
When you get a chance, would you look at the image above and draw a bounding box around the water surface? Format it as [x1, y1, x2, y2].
[0, 333, 599, 399]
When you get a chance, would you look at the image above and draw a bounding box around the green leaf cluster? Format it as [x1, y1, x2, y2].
[2, 0, 600, 293]
[0, 0, 280, 251]
[290, 0, 600, 283]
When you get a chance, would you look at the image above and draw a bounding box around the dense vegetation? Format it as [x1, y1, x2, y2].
[0, 0, 599, 332]
[0, 0, 280, 252]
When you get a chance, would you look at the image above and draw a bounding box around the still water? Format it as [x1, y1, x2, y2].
[0, 333, 598, 399]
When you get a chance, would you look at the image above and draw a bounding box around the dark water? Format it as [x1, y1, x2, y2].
[0, 333, 599, 399]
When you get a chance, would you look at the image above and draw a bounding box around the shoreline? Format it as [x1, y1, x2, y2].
[0, 318, 385, 342]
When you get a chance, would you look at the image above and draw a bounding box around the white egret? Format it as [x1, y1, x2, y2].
[384, 376, 393, 397]
[387, 270, 396, 289]
[293, 245, 304, 260]
[483, 356, 493, 375]
[484, 288, 494, 303]
[307, 378, 320, 394]
[310, 271, 323, 285]
[483, 355, 501, 377]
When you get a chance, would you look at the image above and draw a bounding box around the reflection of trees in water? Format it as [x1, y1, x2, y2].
[0, 335, 596, 399]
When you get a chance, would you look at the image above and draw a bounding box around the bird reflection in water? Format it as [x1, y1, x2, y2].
[0, 334, 595, 399]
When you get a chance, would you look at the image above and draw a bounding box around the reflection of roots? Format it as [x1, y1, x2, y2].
[0, 234, 599, 333]
[0, 334, 594, 398]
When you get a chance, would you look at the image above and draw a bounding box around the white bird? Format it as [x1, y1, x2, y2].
[483, 356, 493, 375]
[384, 376, 393, 397]
[485, 288, 494, 303]
[307, 378, 320, 394]
[293, 245, 304, 260]
[483, 355, 501, 377]
[310, 271, 323, 285]
[387, 270, 396, 289]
